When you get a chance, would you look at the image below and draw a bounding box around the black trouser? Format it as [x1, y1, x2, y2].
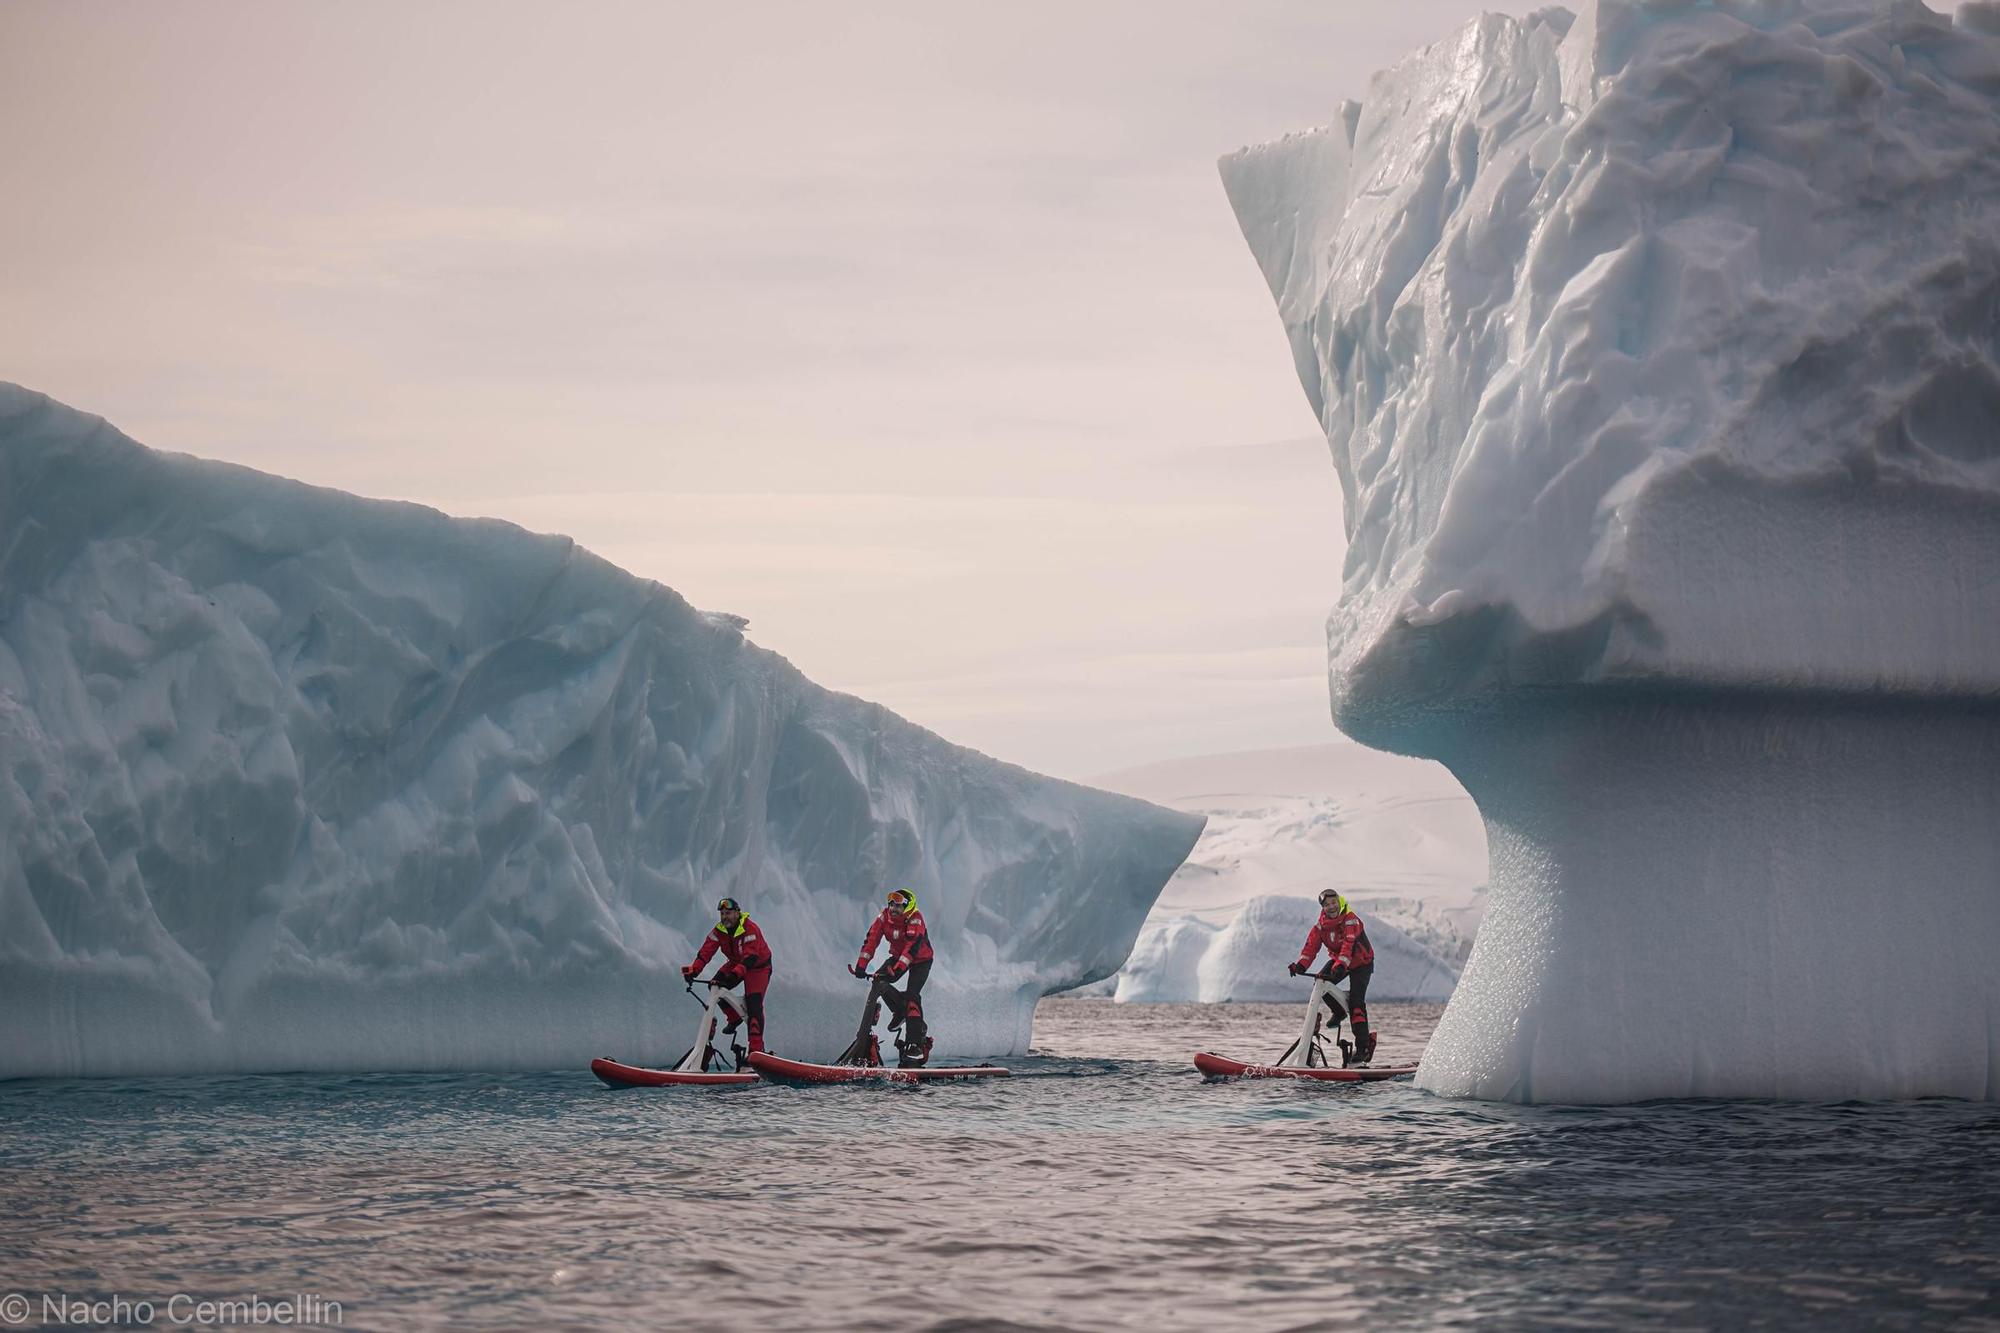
[1320, 963, 1373, 1045]
[886, 959, 932, 1055]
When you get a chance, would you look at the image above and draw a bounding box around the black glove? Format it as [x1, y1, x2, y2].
[850, 963, 871, 979]
[1324, 965, 1348, 985]
[881, 965, 905, 983]
[715, 967, 743, 989]
[681, 964, 697, 982]
[1287, 962, 1305, 976]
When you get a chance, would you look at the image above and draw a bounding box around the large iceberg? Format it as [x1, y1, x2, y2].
[1223, 0, 2000, 1101]
[0, 384, 1203, 1077]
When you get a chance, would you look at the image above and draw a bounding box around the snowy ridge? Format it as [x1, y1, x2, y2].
[1085, 745, 1485, 1003]
[1224, 1, 2000, 1101]
[1222, 0, 2000, 737]
[0, 384, 1203, 1077]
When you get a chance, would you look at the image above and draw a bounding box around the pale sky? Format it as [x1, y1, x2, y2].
[3, 2, 1510, 781]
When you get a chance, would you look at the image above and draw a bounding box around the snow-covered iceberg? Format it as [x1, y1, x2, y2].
[1223, 0, 2000, 1101]
[0, 384, 1203, 1077]
[1083, 744, 1484, 1003]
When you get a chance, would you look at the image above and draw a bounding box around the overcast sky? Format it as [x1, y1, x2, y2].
[4, 1, 1513, 781]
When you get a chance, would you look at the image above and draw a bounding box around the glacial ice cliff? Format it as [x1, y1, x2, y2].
[0, 384, 1203, 1077]
[1224, 0, 2000, 1101]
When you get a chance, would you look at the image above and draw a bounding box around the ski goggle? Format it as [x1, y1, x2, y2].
[716, 897, 741, 914]
[886, 890, 915, 911]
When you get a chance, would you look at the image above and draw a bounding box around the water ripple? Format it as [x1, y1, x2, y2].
[2, 1001, 1996, 1330]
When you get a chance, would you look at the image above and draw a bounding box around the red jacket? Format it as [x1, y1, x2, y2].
[1296, 907, 1373, 975]
[856, 904, 934, 976]
[691, 915, 773, 975]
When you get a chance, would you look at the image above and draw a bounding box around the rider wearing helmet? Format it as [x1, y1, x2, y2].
[683, 896, 775, 1055]
[1289, 888, 1378, 1065]
[853, 888, 935, 1066]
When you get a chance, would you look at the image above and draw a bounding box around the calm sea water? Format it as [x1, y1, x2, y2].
[3, 1000, 1997, 1331]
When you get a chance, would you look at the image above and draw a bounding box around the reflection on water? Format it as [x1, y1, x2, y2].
[2, 1000, 1995, 1330]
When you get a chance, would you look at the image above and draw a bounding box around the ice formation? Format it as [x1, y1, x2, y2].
[0, 384, 1203, 1077]
[1082, 744, 1484, 1003]
[1224, 0, 2000, 1101]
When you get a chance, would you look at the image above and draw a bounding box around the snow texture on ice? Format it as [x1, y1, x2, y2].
[1223, 0, 2000, 723]
[0, 385, 1203, 1077]
[1225, 0, 2000, 1101]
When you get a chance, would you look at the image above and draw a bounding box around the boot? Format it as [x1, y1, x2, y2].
[717, 999, 744, 1035]
[1351, 1025, 1375, 1066]
[898, 1016, 931, 1068]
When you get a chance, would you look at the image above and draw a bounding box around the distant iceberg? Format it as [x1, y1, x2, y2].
[1224, 0, 2000, 1101]
[0, 384, 1203, 1077]
[1112, 896, 1461, 1004]
[1082, 744, 1486, 1004]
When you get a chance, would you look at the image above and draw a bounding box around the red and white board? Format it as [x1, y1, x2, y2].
[591, 1057, 758, 1088]
[1193, 1051, 1418, 1082]
[747, 1051, 1009, 1085]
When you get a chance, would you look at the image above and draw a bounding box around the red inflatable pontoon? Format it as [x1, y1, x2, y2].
[747, 1051, 1009, 1085]
[591, 1057, 758, 1088]
[1192, 1051, 1418, 1082]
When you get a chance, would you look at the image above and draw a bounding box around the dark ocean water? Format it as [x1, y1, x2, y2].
[3, 1000, 1997, 1331]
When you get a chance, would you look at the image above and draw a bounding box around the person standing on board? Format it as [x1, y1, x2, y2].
[1289, 888, 1377, 1065]
[683, 896, 774, 1056]
[852, 888, 935, 1067]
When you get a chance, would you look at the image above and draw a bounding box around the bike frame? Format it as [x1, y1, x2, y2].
[1275, 973, 1351, 1068]
[835, 971, 892, 1066]
[675, 978, 744, 1074]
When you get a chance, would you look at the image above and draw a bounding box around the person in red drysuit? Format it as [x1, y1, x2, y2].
[683, 896, 774, 1055]
[1289, 888, 1378, 1065]
[852, 888, 935, 1066]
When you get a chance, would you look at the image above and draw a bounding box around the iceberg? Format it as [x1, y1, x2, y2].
[1085, 744, 1485, 1003]
[0, 384, 1203, 1078]
[1223, 0, 2000, 1101]
[1111, 896, 1462, 1004]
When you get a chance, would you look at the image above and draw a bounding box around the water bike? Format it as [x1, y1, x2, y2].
[1193, 970, 1418, 1082]
[592, 974, 759, 1087]
[746, 966, 1008, 1086]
